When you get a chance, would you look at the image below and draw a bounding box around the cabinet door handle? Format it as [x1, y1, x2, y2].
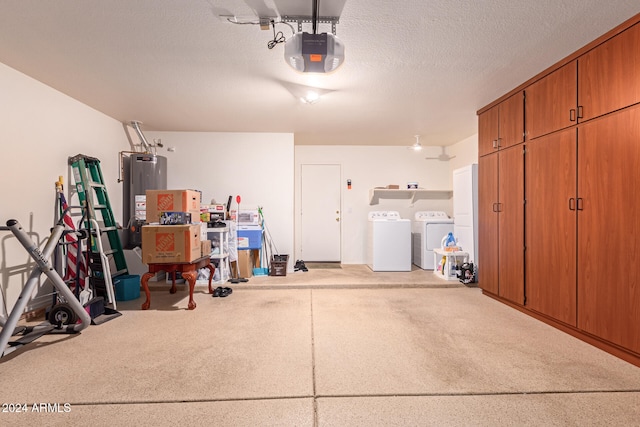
[577, 197, 584, 211]
[492, 139, 498, 149]
[569, 198, 575, 211]
[570, 109, 576, 122]
[497, 203, 503, 213]
[492, 202, 498, 212]
[497, 138, 502, 148]
[577, 105, 584, 119]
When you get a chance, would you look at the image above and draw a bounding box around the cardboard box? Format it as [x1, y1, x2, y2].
[141, 224, 202, 264]
[201, 239, 211, 257]
[237, 249, 254, 278]
[146, 190, 201, 224]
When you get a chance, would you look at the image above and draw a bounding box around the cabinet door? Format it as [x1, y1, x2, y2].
[579, 22, 640, 121]
[525, 128, 577, 325]
[525, 61, 577, 140]
[478, 154, 499, 294]
[498, 145, 525, 304]
[578, 105, 640, 354]
[478, 106, 499, 157]
[498, 91, 524, 149]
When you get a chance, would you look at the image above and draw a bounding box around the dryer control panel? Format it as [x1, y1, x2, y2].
[414, 211, 449, 221]
[368, 211, 401, 220]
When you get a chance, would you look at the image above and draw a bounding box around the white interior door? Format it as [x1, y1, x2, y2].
[301, 164, 341, 262]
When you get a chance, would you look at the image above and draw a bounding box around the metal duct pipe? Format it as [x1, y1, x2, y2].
[130, 120, 152, 153]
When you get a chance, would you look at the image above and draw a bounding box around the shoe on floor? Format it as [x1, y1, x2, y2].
[294, 259, 309, 272]
[212, 287, 232, 297]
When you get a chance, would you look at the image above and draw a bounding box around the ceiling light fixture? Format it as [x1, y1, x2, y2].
[301, 90, 320, 104]
[409, 135, 423, 151]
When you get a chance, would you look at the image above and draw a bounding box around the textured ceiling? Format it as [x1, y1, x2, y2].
[1, 1, 639, 146]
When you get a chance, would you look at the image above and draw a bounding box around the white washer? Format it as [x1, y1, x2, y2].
[367, 211, 411, 272]
[412, 211, 454, 270]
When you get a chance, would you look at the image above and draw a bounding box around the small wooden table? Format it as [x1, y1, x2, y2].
[141, 256, 215, 310]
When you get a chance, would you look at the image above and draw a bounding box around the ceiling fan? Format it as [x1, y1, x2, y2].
[425, 146, 456, 161]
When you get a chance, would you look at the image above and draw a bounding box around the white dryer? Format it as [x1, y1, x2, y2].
[412, 211, 454, 270]
[367, 211, 411, 272]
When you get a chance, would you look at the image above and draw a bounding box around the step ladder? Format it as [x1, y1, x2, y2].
[69, 154, 128, 279]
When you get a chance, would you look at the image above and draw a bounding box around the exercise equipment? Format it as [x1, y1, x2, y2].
[0, 217, 92, 358]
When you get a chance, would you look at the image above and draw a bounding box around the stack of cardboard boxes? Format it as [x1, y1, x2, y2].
[141, 190, 211, 264]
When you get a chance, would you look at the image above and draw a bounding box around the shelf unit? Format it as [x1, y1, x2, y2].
[200, 226, 231, 285]
[368, 188, 453, 205]
[433, 248, 469, 281]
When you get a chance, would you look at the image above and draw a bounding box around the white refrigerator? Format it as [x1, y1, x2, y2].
[452, 164, 478, 264]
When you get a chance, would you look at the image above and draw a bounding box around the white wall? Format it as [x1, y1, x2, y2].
[142, 131, 295, 270]
[295, 145, 456, 264]
[0, 63, 128, 314]
[448, 133, 479, 183]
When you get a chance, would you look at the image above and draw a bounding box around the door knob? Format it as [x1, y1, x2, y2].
[336, 218, 340, 222]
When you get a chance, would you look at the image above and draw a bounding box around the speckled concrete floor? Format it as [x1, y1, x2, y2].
[1, 270, 639, 426]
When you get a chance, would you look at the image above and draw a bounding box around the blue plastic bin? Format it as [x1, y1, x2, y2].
[114, 274, 141, 301]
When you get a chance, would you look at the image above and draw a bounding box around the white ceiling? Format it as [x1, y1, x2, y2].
[1, 1, 639, 146]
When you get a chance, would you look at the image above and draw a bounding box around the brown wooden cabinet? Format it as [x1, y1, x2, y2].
[525, 107, 640, 353]
[479, 13, 640, 366]
[525, 62, 577, 140]
[526, 22, 640, 141]
[478, 92, 524, 157]
[578, 22, 640, 121]
[525, 128, 577, 326]
[478, 145, 524, 305]
[577, 105, 640, 354]
[478, 154, 498, 295]
[497, 145, 525, 304]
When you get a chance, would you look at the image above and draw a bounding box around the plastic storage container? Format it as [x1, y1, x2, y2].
[269, 255, 289, 276]
[114, 274, 141, 301]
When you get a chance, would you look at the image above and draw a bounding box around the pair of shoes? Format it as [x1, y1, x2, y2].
[212, 287, 233, 297]
[294, 260, 308, 272]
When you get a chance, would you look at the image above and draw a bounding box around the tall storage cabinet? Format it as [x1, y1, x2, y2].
[496, 146, 524, 305]
[525, 128, 577, 326]
[479, 14, 640, 366]
[479, 149, 525, 305]
[477, 92, 525, 305]
[478, 154, 498, 296]
[577, 105, 640, 354]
